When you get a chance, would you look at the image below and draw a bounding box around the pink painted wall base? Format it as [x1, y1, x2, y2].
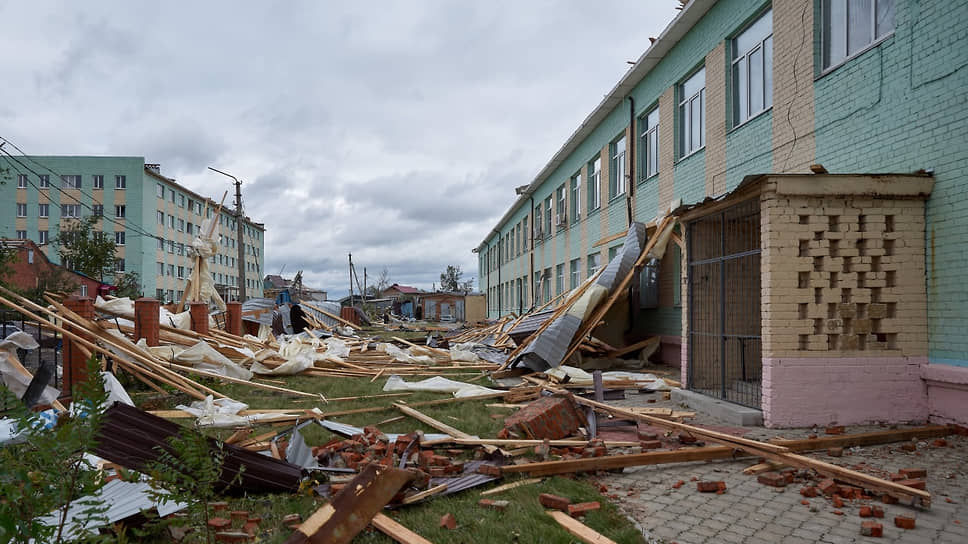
[762, 356, 928, 428]
[922, 363, 968, 425]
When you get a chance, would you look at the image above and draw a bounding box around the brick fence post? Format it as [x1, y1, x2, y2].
[61, 295, 94, 402]
[189, 302, 209, 335]
[134, 297, 160, 347]
[226, 301, 242, 336]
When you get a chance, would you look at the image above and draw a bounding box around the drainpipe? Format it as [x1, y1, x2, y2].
[627, 96, 635, 227]
[528, 195, 535, 311]
[497, 234, 502, 317]
[487, 229, 499, 318]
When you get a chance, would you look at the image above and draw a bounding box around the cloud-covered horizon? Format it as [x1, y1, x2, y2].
[0, 0, 679, 297]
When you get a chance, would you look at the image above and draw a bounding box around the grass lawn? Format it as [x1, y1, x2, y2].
[124, 369, 646, 543]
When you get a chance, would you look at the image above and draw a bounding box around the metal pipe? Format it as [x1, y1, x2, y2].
[627, 96, 635, 227]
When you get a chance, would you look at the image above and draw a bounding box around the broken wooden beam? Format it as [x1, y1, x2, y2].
[501, 447, 744, 476]
[769, 425, 953, 452]
[547, 510, 617, 544]
[370, 513, 434, 544]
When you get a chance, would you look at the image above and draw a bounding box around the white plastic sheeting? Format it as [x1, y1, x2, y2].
[545, 366, 676, 391]
[383, 375, 502, 398]
[94, 296, 192, 330]
[0, 331, 59, 405]
[142, 340, 253, 380]
[190, 216, 226, 311]
[377, 343, 435, 365]
[175, 395, 291, 428]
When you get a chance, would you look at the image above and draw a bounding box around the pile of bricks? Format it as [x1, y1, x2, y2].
[538, 493, 601, 518]
[204, 506, 262, 543]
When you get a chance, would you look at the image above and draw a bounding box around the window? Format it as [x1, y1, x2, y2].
[169, 240, 176, 253]
[587, 252, 601, 278]
[167, 264, 175, 277]
[177, 266, 185, 279]
[38, 230, 49, 244]
[157, 238, 164, 250]
[170, 191, 176, 203]
[39, 204, 49, 218]
[534, 204, 543, 239]
[640, 108, 659, 180]
[588, 157, 601, 211]
[16, 203, 27, 217]
[177, 243, 185, 256]
[555, 264, 564, 296]
[17, 174, 27, 188]
[115, 175, 126, 189]
[115, 258, 125, 272]
[544, 196, 552, 238]
[61, 175, 81, 188]
[92, 204, 103, 216]
[169, 215, 175, 229]
[93, 175, 104, 189]
[570, 172, 582, 221]
[679, 67, 706, 157]
[39, 175, 50, 188]
[157, 184, 165, 198]
[115, 205, 126, 218]
[158, 262, 165, 275]
[15, 230, 26, 240]
[61, 204, 80, 218]
[157, 211, 164, 224]
[115, 231, 125, 245]
[555, 184, 567, 228]
[609, 136, 627, 198]
[569, 258, 581, 290]
[609, 244, 623, 261]
[177, 219, 185, 232]
[822, 0, 894, 70]
[187, 222, 194, 235]
[179, 194, 185, 207]
[166, 289, 174, 302]
[522, 217, 529, 250]
[733, 10, 773, 125]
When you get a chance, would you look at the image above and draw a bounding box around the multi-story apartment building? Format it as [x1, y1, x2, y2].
[476, 0, 968, 427]
[1, 156, 265, 302]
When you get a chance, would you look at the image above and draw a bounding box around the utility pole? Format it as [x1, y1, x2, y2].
[208, 167, 247, 301]
[348, 253, 354, 304]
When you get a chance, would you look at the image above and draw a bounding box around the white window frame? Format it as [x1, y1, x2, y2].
[570, 171, 582, 221]
[588, 157, 601, 211]
[555, 184, 567, 228]
[544, 196, 553, 238]
[732, 9, 773, 126]
[17, 174, 27, 188]
[609, 135, 627, 199]
[821, 0, 895, 72]
[640, 108, 659, 180]
[61, 175, 81, 188]
[38, 204, 49, 218]
[16, 203, 27, 217]
[39, 175, 50, 188]
[38, 230, 49, 244]
[115, 231, 125, 245]
[15, 230, 26, 240]
[61, 204, 80, 218]
[587, 253, 601, 278]
[555, 263, 564, 296]
[92, 204, 104, 216]
[678, 67, 706, 158]
[569, 258, 581, 290]
[115, 175, 126, 189]
[93, 175, 104, 189]
[157, 184, 164, 198]
[157, 211, 164, 224]
[115, 205, 126, 218]
[115, 258, 125, 273]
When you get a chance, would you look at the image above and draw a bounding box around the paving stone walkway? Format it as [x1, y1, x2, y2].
[592, 390, 968, 544]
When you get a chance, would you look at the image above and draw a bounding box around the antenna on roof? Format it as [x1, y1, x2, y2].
[279, 264, 286, 275]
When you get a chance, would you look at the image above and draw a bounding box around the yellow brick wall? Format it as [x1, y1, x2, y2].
[658, 87, 676, 214]
[705, 42, 727, 196]
[772, 0, 816, 173]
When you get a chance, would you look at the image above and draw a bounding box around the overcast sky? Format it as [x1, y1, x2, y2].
[0, 0, 680, 298]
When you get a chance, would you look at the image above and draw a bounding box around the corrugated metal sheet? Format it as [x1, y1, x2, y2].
[507, 309, 556, 344]
[36, 478, 187, 541]
[94, 403, 302, 494]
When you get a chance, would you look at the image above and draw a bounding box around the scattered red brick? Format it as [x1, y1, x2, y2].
[825, 426, 845, 435]
[478, 499, 509, 511]
[242, 521, 259, 537]
[818, 479, 839, 496]
[881, 494, 898, 505]
[899, 468, 927, 479]
[539, 493, 572, 510]
[757, 472, 787, 488]
[672, 480, 685, 489]
[281, 514, 301, 525]
[801, 500, 810, 506]
[440, 513, 457, 530]
[894, 516, 916, 529]
[690, 476, 698, 482]
[900, 443, 917, 452]
[896, 478, 926, 490]
[827, 446, 844, 457]
[207, 518, 232, 530]
[860, 521, 883, 537]
[567, 502, 601, 518]
[638, 431, 659, 441]
[832, 496, 844, 508]
[697, 481, 726, 493]
[678, 434, 698, 444]
[639, 440, 662, 450]
[503, 396, 585, 440]
[833, 510, 844, 516]
[859, 506, 873, 517]
[476, 464, 502, 477]
[933, 438, 948, 447]
[889, 472, 905, 481]
[230, 511, 249, 523]
[872, 506, 884, 518]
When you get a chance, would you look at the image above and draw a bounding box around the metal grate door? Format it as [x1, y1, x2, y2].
[687, 199, 762, 408]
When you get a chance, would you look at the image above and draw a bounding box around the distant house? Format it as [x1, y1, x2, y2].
[0, 238, 112, 298]
[421, 292, 485, 324]
[381, 283, 420, 299]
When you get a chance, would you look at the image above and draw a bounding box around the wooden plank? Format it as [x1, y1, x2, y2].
[480, 478, 542, 496]
[770, 425, 953, 452]
[592, 231, 627, 248]
[547, 511, 617, 544]
[501, 447, 742, 476]
[742, 461, 788, 475]
[400, 483, 448, 504]
[606, 336, 660, 358]
[394, 403, 467, 439]
[425, 438, 640, 448]
[371, 514, 434, 544]
[300, 301, 361, 330]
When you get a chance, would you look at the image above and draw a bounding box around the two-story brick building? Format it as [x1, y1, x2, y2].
[476, 0, 968, 427]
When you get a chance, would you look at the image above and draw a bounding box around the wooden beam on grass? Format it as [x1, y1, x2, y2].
[547, 511, 617, 544]
[480, 478, 542, 496]
[370, 514, 434, 544]
[769, 425, 953, 452]
[501, 447, 743, 476]
[605, 336, 660, 358]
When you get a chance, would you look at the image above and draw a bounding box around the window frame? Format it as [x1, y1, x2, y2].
[587, 157, 602, 211]
[115, 175, 127, 189]
[821, 0, 895, 73]
[678, 67, 706, 159]
[16, 203, 27, 217]
[115, 205, 126, 218]
[93, 175, 104, 189]
[38, 204, 49, 218]
[569, 258, 581, 290]
[92, 204, 104, 216]
[587, 253, 601, 279]
[15, 230, 27, 240]
[732, 9, 774, 127]
[60, 204, 80, 218]
[38, 230, 49, 244]
[609, 135, 627, 199]
[555, 184, 567, 229]
[39, 175, 50, 188]
[17, 174, 27, 188]
[639, 108, 659, 181]
[570, 171, 582, 222]
[115, 231, 126, 246]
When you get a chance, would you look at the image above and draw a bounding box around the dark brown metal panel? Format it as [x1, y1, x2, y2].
[687, 199, 763, 409]
[94, 403, 302, 494]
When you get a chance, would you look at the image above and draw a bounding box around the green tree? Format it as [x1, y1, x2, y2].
[439, 265, 474, 292]
[54, 216, 118, 282]
[0, 355, 110, 543]
[0, 241, 16, 290]
[113, 272, 142, 299]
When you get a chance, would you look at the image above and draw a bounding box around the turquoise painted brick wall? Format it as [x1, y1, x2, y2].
[813, 0, 968, 364]
[725, 111, 773, 192]
[634, 178, 660, 223]
[674, 151, 706, 205]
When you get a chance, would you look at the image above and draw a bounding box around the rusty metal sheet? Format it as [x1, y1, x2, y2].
[94, 402, 302, 494]
[285, 464, 413, 544]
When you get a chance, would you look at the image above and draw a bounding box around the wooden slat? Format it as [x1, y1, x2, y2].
[547, 511, 617, 544]
[371, 513, 434, 544]
[770, 425, 953, 452]
[501, 447, 742, 476]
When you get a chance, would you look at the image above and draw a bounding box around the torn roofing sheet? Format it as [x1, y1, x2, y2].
[94, 402, 302, 494]
[36, 477, 187, 541]
[515, 222, 647, 372]
[317, 419, 451, 443]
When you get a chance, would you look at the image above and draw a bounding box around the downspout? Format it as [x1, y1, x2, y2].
[487, 228, 499, 318]
[528, 195, 535, 311]
[627, 95, 635, 227]
[497, 233, 502, 317]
